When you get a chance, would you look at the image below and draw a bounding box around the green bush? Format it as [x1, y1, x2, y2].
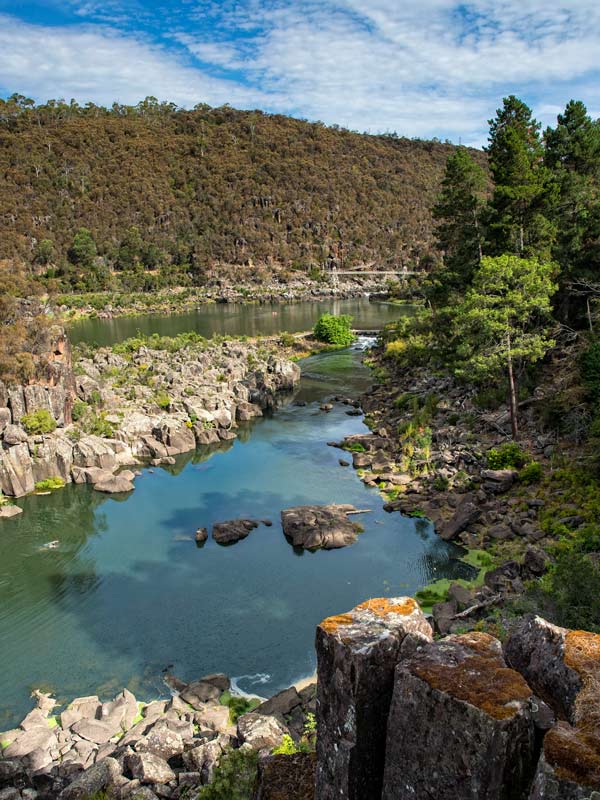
[71, 400, 88, 422]
[84, 412, 115, 438]
[155, 390, 171, 410]
[21, 409, 57, 435]
[279, 332, 296, 347]
[313, 314, 355, 347]
[519, 461, 542, 484]
[197, 748, 258, 800]
[219, 691, 261, 723]
[487, 442, 530, 470]
[35, 477, 66, 491]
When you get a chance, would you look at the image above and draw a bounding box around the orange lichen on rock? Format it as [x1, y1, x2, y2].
[543, 630, 600, 787]
[319, 613, 354, 635]
[356, 597, 417, 618]
[410, 632, 532, 721]
[544, 721, 600, 789]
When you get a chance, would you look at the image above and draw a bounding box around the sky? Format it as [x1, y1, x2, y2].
[0, 0, 598, 147]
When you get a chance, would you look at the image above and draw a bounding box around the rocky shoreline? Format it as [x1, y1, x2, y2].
[0, 334, 300, 503]
[55, 278, 389, 322]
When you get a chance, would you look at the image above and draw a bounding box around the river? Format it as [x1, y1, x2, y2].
[0, 302, 468, 730]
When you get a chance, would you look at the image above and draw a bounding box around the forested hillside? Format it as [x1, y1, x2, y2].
[0, 96, 472, 290]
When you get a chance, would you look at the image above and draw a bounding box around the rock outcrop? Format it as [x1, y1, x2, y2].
[505, 616, 600, 798]
[254, 752, 316, 800]
[212, 518, 259, 545]
[315, 597, 432, 799]
[382, 632, 537, 799]
[0, 336, 300, 499]
[281, 504, 364, 550]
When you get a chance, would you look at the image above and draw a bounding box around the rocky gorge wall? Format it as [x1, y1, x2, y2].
[0, 335, 300, 504]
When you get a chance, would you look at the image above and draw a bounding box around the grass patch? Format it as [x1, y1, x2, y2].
[34, 477, 66, 492]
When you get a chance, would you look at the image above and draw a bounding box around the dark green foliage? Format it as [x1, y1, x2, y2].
[540, 550, 600, 633]
[71, 401, 88, 422]
[68, 228, 97, 269]
[431, 148, 488, 300]
[581, 342, 600, 403]
[21, 409, 57, 435]
[518, 461, 542, 484]
[197, 747, 258, 800]
[313, 314, 355, 347]
[486, 96, 555, 260]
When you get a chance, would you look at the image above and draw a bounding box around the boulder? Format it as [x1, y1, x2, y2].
[195, 527, 208, 544]
[256, 687, 302, 718]
[152, 420, 195, 456]
[481, 468, 518, 494]
[72, 436, 117, 470]
[315, 597, 432, 800]
[2, 424, 28, 446]
[253, 752, 316, 800]
[438, 495, 481, 541]
[58, 757, 122, 800]
[382, 632, 536, 800]
[198, 673, 230, 692]
[523, 547, 549, 576]
[180, 680, 222, 707]
[0, 505, 22, 519]
[529, 733, 600, 798]
[237, 713, 289, 753]
[0, 443, 35, 497]
[192, 704, 234, 735]
[182, 739, 224, 783]
[134, 723, 184, 760]
[94, 474, 135, 494]
[3, 727, 56, 758]
[71, 466, 114, 485]
[127, 752, 175, 785]
[70, 718, 115, 744]
[280, 504, 362, 550]
[212, 518, 258, 545]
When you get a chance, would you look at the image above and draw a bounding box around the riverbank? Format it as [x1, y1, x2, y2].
[53, 278, 390, 322]
[346, 327, 599, 637]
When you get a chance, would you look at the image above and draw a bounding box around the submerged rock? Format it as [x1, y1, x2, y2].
[280, 504, 363, 550]
[315, 597, 432, 800]
[382, 632, 536, 800]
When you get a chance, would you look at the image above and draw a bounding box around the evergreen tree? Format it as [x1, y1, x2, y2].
[486, 96, 555, 259]
[67, 228, 97, 270]
[431, 148, 487, 301]
[452, 255, 557, 438]
[544, 101, 600, 287]
[117, 225, 144, 270]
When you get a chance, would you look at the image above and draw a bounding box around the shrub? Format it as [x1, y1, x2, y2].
[539, 550, 600, 633]
[71, 400, 88, 422]
[84, 412, 115, 438]
[486, 442, 530, 470]
[21, 409, 57, 435]
[155, 390, 171, 410]
[519, 461, 542, 484]
[197, 747, 258, 800]
[35, 477, 66, 491]
[313, 314, 355, 347]
[279, 332, 296, 347]
[272, 734, 298, 755]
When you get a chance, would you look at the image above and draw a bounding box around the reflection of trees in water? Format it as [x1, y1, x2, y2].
[0, 484, 108, 613]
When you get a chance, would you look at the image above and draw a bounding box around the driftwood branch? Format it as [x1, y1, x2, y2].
[451, 594, 502, 620]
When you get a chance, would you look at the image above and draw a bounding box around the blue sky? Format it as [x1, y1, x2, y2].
[0, 0, 598, 146]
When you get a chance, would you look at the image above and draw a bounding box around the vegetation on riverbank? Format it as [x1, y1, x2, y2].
[370, 95, 600, 635]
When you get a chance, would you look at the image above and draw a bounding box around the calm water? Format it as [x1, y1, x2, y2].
[0, 343, 469, 729]
[69, 298, 411, 347]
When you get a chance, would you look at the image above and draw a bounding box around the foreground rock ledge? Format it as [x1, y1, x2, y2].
[382, 631, 536, 800]
[281, 504, 364, 550]
[505, 615, 600, 797]
[315, 596, 432, 800]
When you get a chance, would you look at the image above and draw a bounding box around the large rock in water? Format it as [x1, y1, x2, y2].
[315, 597, 432, 800]
[382, 632, 536, 800]
[212, 518, 259, 545]
[254, 752, 316, 800]
[281, 504, 363, 550]
[505, 616, 600, 797]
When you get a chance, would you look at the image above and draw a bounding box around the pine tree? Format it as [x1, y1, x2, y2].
[431, 148, 487, 301]
[544, 101, 600, 286]
[452, 255, 557, 438]
[486, 96, 555, 260]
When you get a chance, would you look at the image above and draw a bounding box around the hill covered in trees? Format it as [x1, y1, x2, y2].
[0, 96, 470, 291]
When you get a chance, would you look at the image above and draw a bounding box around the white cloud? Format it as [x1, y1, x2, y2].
[0, 14, 276, 109]
[1, 0, 599, 144]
